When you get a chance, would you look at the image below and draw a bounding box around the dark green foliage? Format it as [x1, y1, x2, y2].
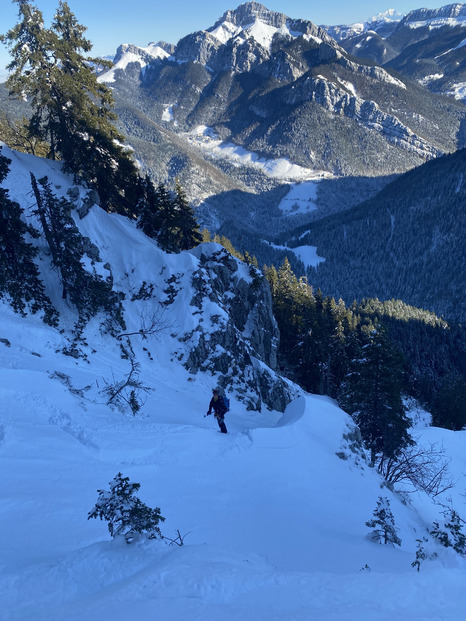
[353, 299, 466, 424]
[287, 148, 466, 323]
[88, 472, 165, 543]
[432, 375, 466, 431]
[137, 178, 201, 253]
[0, 149, 57, 324]
[430, 509, 466, 556]
[265, 257, 465, 435]
[265, 259, 415, 463]
[172, 181, 202, 251]
[341, 326, 413, 464]
[136, 176, 165, 240]
[265, 260, 355, 397]
[30, 173, 124, 333]
[366, 496, 402, 546]
[2, 0, 139, 214]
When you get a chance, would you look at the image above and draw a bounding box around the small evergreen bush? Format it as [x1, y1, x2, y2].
[88, 473, 165, 543]
[430, 509, 466, 556]
[366, 496, 401, 546]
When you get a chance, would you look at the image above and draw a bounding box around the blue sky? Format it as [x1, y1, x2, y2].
[0, 1, 447, 79]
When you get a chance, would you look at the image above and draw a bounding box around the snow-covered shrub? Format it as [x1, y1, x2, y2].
[430, 509, 466, 556]
[88, 473, 165, 543]
[411, 537, 438, 571]
[366, 496, 401, 546]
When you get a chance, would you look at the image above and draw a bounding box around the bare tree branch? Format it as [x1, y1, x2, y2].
[379, 442, 456, 497]
[117, 307, 175, 340]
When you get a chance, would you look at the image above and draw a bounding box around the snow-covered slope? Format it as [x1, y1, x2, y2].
[1, 148, 466, 620]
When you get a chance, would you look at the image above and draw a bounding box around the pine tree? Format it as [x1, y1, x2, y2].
[88, 473, 165, 543]
[30, 173, 124, 332]
[0, 150, 57, 324]
[172, 181, 202, 251]
[430, 509, 466, 555]
[2, 0, 139, 214]
[342, 325, 412, 464]
[366, 496, 402, 546]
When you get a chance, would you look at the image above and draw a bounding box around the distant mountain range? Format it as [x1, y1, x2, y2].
[101, 2, 465, 180]
[335, 3, 466, 100]
[97, 3, 466, 232]
[2, 2, 465, 321]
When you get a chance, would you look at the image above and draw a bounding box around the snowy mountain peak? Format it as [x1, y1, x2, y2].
[367, 8, 405, 25]
[206, 1, 330, 52]
[211, 2, 288, 31]
[98, 42, 172, 83]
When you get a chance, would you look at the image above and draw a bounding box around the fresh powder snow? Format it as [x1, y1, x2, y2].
[1, 145, 465, 620]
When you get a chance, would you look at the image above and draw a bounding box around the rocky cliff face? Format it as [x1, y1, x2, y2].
[180, 243, 295, 412]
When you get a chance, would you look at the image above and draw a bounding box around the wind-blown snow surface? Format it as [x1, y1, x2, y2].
[1, 147, 466, 620]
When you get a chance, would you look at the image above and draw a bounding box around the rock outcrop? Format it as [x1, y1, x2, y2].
[182, 243, 295, 411]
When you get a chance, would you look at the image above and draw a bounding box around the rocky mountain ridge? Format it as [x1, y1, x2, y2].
[339, 3, 466, 100]
[100, 3, 466, 225]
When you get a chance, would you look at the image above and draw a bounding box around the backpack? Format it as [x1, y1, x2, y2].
[222, 395, 230, 412]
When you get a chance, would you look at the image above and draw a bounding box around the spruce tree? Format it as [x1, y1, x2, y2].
[2, 0, 139, 214]
[0, 150, 57, 324]
[137, 176, 164, 240]
[88, 473, 165, 543]
[430, 509, 466, 555]
[366, 496, 402, 546]
[154, 183, 178, 253]
[342, 325, 412, 464]
[171, 181, 201, 251]
[30, 173, 124, 332]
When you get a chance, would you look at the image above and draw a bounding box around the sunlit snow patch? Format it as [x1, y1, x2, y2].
[186, 126, 326, 181]
[208, 17, 303, 52]
[268, 240, 325, 268]
[162, 104, 176, 123]
[418, 73, 444, 86]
